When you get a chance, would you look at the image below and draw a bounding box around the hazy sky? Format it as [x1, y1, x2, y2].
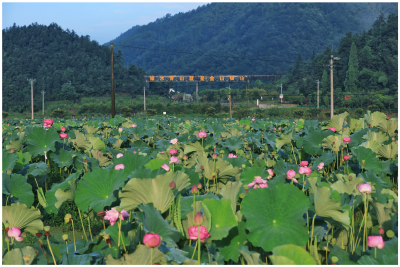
[2, 1, 207, 44]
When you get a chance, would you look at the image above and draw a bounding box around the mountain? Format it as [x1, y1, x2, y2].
[104, 2, 398, 77]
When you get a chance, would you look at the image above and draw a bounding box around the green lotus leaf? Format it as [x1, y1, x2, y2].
[127, 126, 153, 138]
[348, 128, 369, 149]
[220, 181, 243, 213]
[155, 139, 171, 152]
[362, 130, 389, 145]
[105, 244, 167, 265]
[364, 110, 387, 128]
[18, 162, 49, 177]
[136, 203, 182, 248]
[70, 130, 92, 151]
[222, 138, 244, 152]
[307, 177, 350, 229]
[275, 129, 293, 151]
[5, 131, 25, 152]
[377, 142, 398, 160]
[330, 173, 364, 195]
[202, 198, 238, 240]
[75, 168, 127, 213]
[218, 222, 247, 263]
[88, 136, 105, 150]
[360, 140, 381, 154]
[163, 246, 196, 265]
[144, 158, 168, 171]
[2, 246, 38, 265]
[239, 166, 269, 186]
[50, 148, 75, 168]
[241, 183, 310, 251]
[377, 118, 398, 136]
[62, 254, 92, 265]
[90, 149, 112, 167]
[369, 200, 396, 231]
[105, 219, 132, 247]
[322, 134, 343, 153]
[270, 244, 316, 265]
[83, 125, 99, 134]
[224, 156, 247, 168]
[180, 192, 219, 217]
[358, 170, 389, 192]
[2, 202, 43, 235]
[350, 118, 363, 132]
[120, 171, 190, 213]
[2, 151, 19, 173]
[195, 153, 236, 181]
[185, 168, 200, 188]
[26, 127, 60, 156]
[14, 151, 32, 171]
[351, 146, 382, 174]
[113, 153, 151, 174]
[3, 173, 34, 207]
[183, 141, 204, 155]
[311, 152, 336, 171]
[322, 112, 349, 132]
[303, 129, 332, 155]
[44, 173, 79, 214]
[238, 246, 263, 265]
[128, 140, 151, 153]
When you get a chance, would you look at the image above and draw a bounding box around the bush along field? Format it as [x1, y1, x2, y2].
[2, 111, 398, 265]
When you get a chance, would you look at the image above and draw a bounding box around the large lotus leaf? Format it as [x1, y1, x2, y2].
[2, 246, 38, 265]
[202, 198, 238, 240]
[328, 245, 357, 265]
[180, 192, 219, 217]
[5, 131, 25, 152]
[275, 130, 293, 151]
[350, 119, 363, 132]
[322, 112, 349, 132]
[358, 170, 389, 192]
[50, 148, 75, 168]
[239, 246, 263, 265]
[348, 128, 369, 149]
[195, 152, 235, 181]
[311, 152, 336, 171]
[273, 158, 299, 176]
[61, 254, 92, 265]
[220, 181, 242, 213]
[2, 202, 43, 235]
[322, 134, 343, 153]
[136, 203, 182, 248]
[222, 138, 244, 152]
[369, 200, 396, 231]
[3, 173, 34, 207]
[14, 151, 32, 171]
[377, 118, 398, 136]
[75, 168, 127, 212]
[2, 151, 19, 173]
[362, 130, 389, 145]
[113, 153, 151, 174]
[183, 141, 204, 155]
[90, 149, 112, 167]
[351, 146, 382, 174]
[364, 110, 387, 128]
[270, 244, 316, 265]
[105, 244, 166, 265]
[71, 130, 92, 151]
[303, 129, 332, 155]
[26, 127, 60, 156]
[360, 140, 381, 154]
[88, 136, 105, 150]
[330, 173, 364, 195]
[377, 142, 398, 160]
[17, 162, 49, 177]
[241, 183, 309, 251]
[307, 177, 350, 229]
[120, 171, 190, 213]
[83, 125, 99, 134]
[44, 172, 79, 214]
[239, 166, 269, 185]
[128, 140, 151, 153]
[218, 222, 247, 263]
[144, 158, 168, 171]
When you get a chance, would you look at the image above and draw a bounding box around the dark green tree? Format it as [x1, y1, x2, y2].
[343, 42, 359, 93]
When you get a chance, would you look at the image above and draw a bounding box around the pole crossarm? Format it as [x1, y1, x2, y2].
[144, 74, 283, 82]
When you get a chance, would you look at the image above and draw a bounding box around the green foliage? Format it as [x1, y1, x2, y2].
[52, 109, 67, 118]
[367, 105, 380, 112]
[146, 109, 157, 116]
[2, 111, 8, 119]
[205, 107, 216, 117]
[121, 106, 133, 117]
[294, 109, 304, 118]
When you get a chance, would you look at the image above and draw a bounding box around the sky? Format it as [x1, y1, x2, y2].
[2, 1, 208, 45]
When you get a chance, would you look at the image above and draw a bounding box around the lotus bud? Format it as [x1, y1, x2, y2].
[379, 228, 384, 235]
[197, 183, 203, 189]
[64, 214, 72, 224]
[216, 169, 219, 173]
[200, 166, 204, 170]
[392, 136, 395, 141]
[387, 116, 390, 120]
[247, 146, 251, 151]
[183, 155, 188, 160]
[62, 234, 68, 241]
[193, 212, 204, 225]
[10, 148, 14, 153]
[169, 181, 176, 189]
[212, 153, 217, 159]
[191, 185, 198, 194]
[143, 233, 162, 248]
[134, 150, 137, 154]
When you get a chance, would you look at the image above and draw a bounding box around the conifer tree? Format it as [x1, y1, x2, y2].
[321, 69, 330, 106]
[344, 42, 359, 93]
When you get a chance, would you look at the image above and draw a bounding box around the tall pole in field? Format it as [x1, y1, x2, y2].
[278, 84, 283, 105]
[196, 80, 199, 103]
[143, 86, 146, 115]
[41, 91, 45, 115]
[27, 78, 36, 119]
[316, 80, 321, 108]
[330, 55, 334, 118]
[229, 88, 232, 119]
[111, 43, 115, 118]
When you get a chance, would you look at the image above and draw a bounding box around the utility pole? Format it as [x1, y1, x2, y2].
[111, 43, 115, 118]
[229, 86, 232, 119]
[316, 80, 321, 108]
[143, 86, 146, 115]
[330, 55, 333, 118]
[278, 84, 283, 105]
[41, 91, 45, 115]
[196, 80, 199, 103]
[27, 78, 36, 119]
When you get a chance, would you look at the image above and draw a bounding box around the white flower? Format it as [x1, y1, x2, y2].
[170, 138, 178, 145]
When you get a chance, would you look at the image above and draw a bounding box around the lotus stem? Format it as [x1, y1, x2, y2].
[191, 241, 198, 260]
[71, 219, 76, 251]
[310, 214, 317, 254]
[102, 218, 106, 230]
[118, 219, 121, 247]
[291, 143, 298, 165]
[7, 240, 10, 265]
[363, 194, 369, 252]
[241, 255, 245, 265]
[193, 194, 196, 222]
[150, 247, 153, 265]
[87, 210, 93, 241]
[77, 208, 88, 242]
[374, 247, 377, 258]
[119, 220, 127, 253]
[46, 235, 57, 265]
[38, 239, 50, 263]
[5, 195, 9, 206]
[198, 227, 201, 265]
[66, 241, 69, 254]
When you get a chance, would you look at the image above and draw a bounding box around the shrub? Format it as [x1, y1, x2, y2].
[294, 109, 304, 118]
[52, 109, 66, 118]
[146, 109, 157, 116]
[267, 108, 280, 117]
[121, 106, 133, 117]
[307, 108, 323, 119]
[367, 105, 380, 112]
[205, 107, 216, 117]
[355, 108, 364, 118]
[336, 107, 349, 115]
[2, 111, 8, 119]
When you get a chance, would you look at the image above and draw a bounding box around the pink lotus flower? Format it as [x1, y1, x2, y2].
[115, 164, 125, 170]
[259, 183, 268, 188]
[299, 161, 308, 167]
[8, 227, 24, 242]
[198, 132, 207, 138]
[116, 153, 123, 158]
[161, 151, 165, 154]
[43, 123, 49, 129]
[303, 167, 312, 176]
[15, 126, 19, 129]
[358, 183, 372, 194]
[59, 133, 68, 139]
[367, 236, 385, 249]
[344, 155, 349, 160]
[318, 162, 324, 171]
[379, 228, 384, 235]
[343, 137, 351, 143]
[169, 149, 178, 155]
[131, 124, 137, 128]
[298, 167, 306, 175]
[274, 128, 276, 131]
[169, 156, 179, 164]
[278, 127, 281, 130]
[118, 128, 123, 133]
[44, 119, 53, 126]
[329, 128, 336, 132]
[267, 169, 274, 179]
[10, 148, 15, 153]
[286, 170, 296, 179]
[194, 212, 204, 225]
[161, 164, 170, 171]
[170, 138, 178, 145]
[191, 185, 198, 194]
[143, 233, 161, 248]
[104, 208, 129, 226]
[60, 127, 66, 132]
[188, 226, 210, 243]
[228, 153, 237, 158]
[251, 118, 255, 121]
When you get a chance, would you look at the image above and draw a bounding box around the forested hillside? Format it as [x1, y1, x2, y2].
[106, 2, 397, 76]
[2, 23, 170, 113]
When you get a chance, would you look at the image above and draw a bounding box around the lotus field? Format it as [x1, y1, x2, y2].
[2, 111, 398, 265]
